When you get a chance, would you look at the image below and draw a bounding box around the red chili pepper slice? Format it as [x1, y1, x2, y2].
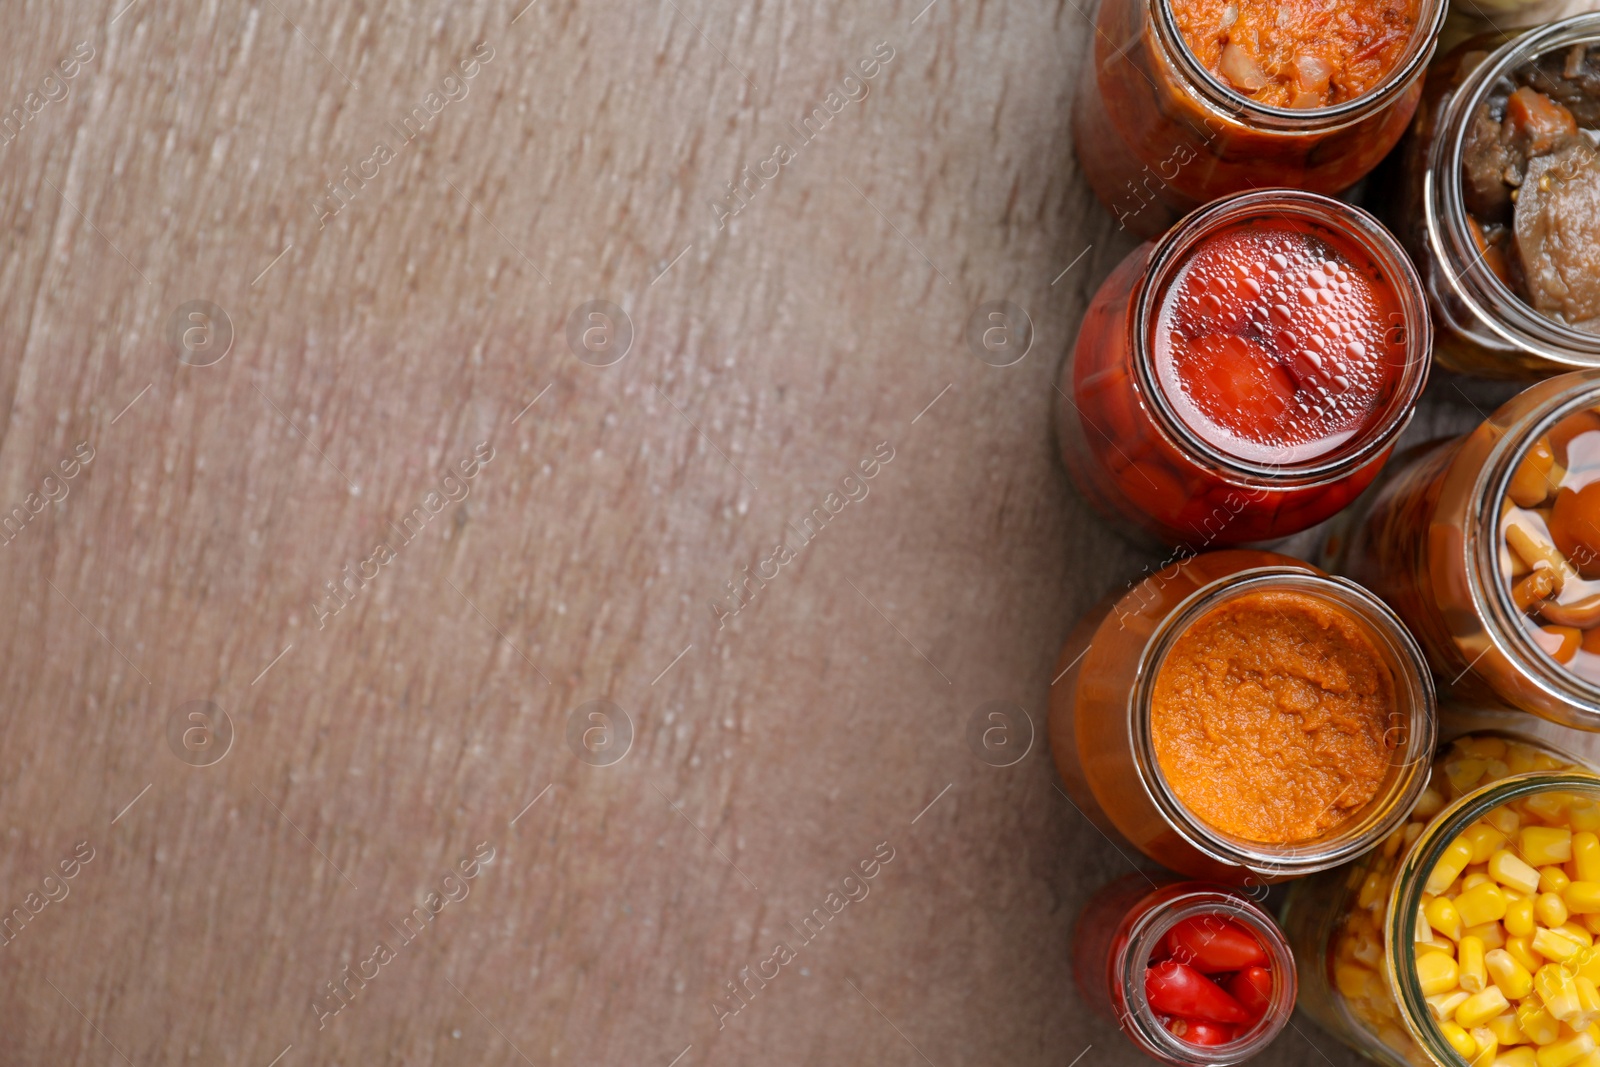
[1164, 916, 1268, 973]
[1165, 1017, 1236, 1046]
[1145, 960, 1250, 1024]
[1227, 965, 1274, 1023]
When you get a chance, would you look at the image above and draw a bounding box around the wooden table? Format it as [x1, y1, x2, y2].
[0, 0, 1593, 1064]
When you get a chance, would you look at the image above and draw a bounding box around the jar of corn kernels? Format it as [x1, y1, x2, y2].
[1280, 732, 1600, 1067]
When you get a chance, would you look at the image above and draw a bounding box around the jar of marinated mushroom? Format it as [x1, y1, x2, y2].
[1334, 371, 1600, 728]
[1389, 14, 1600, 378]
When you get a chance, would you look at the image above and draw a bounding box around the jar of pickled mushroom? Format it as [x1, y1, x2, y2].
[1389, 15, 1600, 378]
[1280, 732, 1600, 1067]
[1048, 549, 1437, 883]
[1072, 0, 1447, 237]
[1073, 873, 1298, 1064]
[1335, 372, 1600, 729]
[1057, 189, 1431, 549]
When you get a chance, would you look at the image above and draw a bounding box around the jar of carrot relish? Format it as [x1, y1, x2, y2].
[1280, 731, 1600, 1067]
[1333, 372, 1600, 729]
[1387, 15, 1600, 378]
[1048, 549, 1437, 884]
[1057, 189, 1431, 550]
[1073, 0, 1447, 237]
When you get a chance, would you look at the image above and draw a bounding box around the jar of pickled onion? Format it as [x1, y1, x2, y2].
[1388, 15, 1600, 378]
[1048, 549, 1437, 883]
[1073, 0, 1447, 237]
[1074, 874, 1298, 1064]
[1280, 732, 1600, 1067]
[1333, 372, 1600, 729]
[1057, 189, 1432, 550]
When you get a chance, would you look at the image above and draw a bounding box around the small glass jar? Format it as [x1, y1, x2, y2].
[1074, 874, 1298, 1065]
[1049, 549, 1437, 883]
[1279, 732, 1596, 1067]
[1334, 371, 1600, 729]
[1057, 189, 1432, 549]
[1073, 0, 1447, 238]
[1388, 15, 1600, 378]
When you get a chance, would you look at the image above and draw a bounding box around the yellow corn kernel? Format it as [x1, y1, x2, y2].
[1501, 1050, 1539, 1067]
[1441, 1020, 1477, 1058]
[1429, 896, 1465, 941]
[1336, 962, 1376, 998]
[1462, 737, 1510, 760]
[1526, 828, 1578, 867]
[1536, 1032, 1596, 1067]
[1476, 1031, 1502, 1067]
[1576, 835, 1600, 883]
[1469, 873, 1499, 891]
[1543, 893, 1575, 928]
[1471, 922, 1511, 951]
[1566, 923, 1597, 948]
[1415, 786, 1445, 818]
[1420, 950, 1462, 995]
[1460, 883, 1513, 927]
[1535, 926, 1586, 963]
[1359, 870, 1386, 909]
[1452, 759, 1490, 794]
[1578, 947, 1600, 985]
[1507, 746, 1539, 775]
[1462, 987, 1515, 1028]
[1462, 937, 1490, 993]
[1574, 1051, 1600, 1067]
[1490, 1011, 1528, 1046]
[1491, 949, 1536, 999]
[1511, 937, 1545, 973]
[1568, 884, 1600, 916]
[1529, 793, 1580, 823]
[1493, 807, 1528, 836]
[1433, 837, 1478, 893]
[1420, 936, 1458, 957]
[1510, 898, 1539, 937]
[1548, 868, 1577, 895]
[1572, 805, 1600, 834]
[1578, 977, 1600, 1030]
[1433, 990, 1474, 1019]
[1585, 915, 1600, 937]
[1496, 851, 1546, 895]
[1541, 965, 1585, 1021]
[1473, 823, 1515, 864]
[1535, 754, 1567, 771]
[1521, 1002, 1562, 1045]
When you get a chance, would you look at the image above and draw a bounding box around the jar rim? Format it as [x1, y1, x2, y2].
[1129, 566, 1438, 875]
[1131, 189, 1433, 485]
[1114, 885, 1297, 1064]
[1149, 0, 1447, 131]
[1426, 14, 1600, 365]
[1384, 769, 1600, 1065]
[1467, 374, 1600, 725]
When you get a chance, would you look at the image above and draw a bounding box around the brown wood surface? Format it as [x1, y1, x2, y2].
[0, 1, 1593, 1065]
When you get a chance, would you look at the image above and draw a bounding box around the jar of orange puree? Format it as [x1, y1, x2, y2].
[1048, 549, 1438, 884]
[1280, 731, 1600, 1067]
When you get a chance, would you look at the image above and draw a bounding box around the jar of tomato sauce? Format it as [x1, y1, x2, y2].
[1280, 731, 1598, 1067]
[1388, 15, 1600, 378]
[1073, 0, 1447, 238]
[1333, 372, 1600, 730]
[1074, 873, 1298, 1064]
[1058, 189, 1431, 549]
[1048, 549, 1437, 884]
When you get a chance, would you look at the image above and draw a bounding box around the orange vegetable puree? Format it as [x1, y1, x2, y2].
[1150, 588, 1397, 844]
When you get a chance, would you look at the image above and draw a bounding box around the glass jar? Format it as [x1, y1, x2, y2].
[1057, 189, 1432, 550]
[1280, 731, 1597, 1067]
[1334, 372, 1600, 729]
[1388, 15, 1600, 378]
[1074, 874, 1298, 1065]
[1073, 0, 1447, 238]
[1048, 549, 1437, 883]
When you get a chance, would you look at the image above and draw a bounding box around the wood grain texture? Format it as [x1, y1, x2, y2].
[0, 0, 1593, 1064]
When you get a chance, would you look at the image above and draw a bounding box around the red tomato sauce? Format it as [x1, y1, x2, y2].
[1171, 0, 1424, 110]
[1151, 218, 1409, 468]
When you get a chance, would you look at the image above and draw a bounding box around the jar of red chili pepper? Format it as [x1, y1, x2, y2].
[1075, 874, 1298, 1064]
[1279, 731, 1599, 1067]
[1388, 16, 1600, 378]
[1073, 0, 1447, 238]
[1058, 189, 1431, 549]
[1333, 371, 1600, 729]
[1048, 549, 1437, 883]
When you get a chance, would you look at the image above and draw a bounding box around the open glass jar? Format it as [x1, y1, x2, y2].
[1058, 189, 1432, 550]
[1280, 732, 1598, 1067]
[1074, 874, 1298, 1065]
[1388, 15, 1600, 378]
[1072, 0, 1447, 237]
[1049, 549, 1437, 883]
[1334, 372, 1600, 729]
